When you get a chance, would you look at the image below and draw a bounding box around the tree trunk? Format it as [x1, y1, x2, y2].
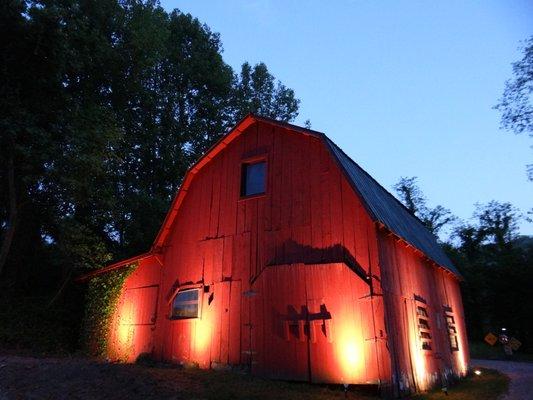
[0, 153, 17, 277]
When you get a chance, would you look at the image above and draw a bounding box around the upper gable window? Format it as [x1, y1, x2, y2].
[171, 288, 200, 319]
[241, 161, 266, 197]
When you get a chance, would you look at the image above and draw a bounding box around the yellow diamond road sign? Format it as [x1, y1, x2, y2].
[509, 337, 522, 351]
[484, 332, 498, 346]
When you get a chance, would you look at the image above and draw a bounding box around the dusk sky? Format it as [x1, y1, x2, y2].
[162, 1, 533, 236]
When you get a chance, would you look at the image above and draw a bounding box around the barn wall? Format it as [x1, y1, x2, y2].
[144, 121, 391, 383]
[377, 230, 468, 394]
[107, 256, 162, 362]
[252, 263, 389, 384]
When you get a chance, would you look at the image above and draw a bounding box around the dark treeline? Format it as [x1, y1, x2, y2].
[394, 177, 533, 352]
[0, 0, 299, 351]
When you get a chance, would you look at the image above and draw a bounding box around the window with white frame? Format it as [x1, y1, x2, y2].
[171, 288, 200, 319]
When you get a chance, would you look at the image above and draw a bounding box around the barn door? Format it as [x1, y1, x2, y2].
[118, 284, 159, 360]
[251, 263, 373, 383]
[306, 264, 375, 384]
[305, 264, 351, 383]
[251, 265, 310, 381]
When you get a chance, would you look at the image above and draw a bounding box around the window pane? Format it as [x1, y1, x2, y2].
[176, 289, 198, 302]
[171, 289, 199, 319]
[242, 161, 266, 196]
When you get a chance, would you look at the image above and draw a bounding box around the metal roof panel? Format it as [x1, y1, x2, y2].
[322, 136, 461, 278]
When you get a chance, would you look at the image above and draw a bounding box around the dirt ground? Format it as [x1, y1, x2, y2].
[0, 355, 201, 400]
[472, 359, 533, 400]
[0, 354, 375, 400]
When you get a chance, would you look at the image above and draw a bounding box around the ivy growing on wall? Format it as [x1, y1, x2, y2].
[81, 263, 137, 357]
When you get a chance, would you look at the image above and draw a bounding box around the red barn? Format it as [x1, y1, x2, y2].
[84, 114, 469, 396]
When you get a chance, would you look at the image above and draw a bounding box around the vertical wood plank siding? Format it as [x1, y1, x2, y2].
[102, 118, 468, 393]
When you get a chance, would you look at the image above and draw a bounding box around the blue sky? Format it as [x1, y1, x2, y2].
[162, 0, 533, 236]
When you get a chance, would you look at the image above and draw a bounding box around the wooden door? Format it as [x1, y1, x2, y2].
[119, 284, 159, 359]
[252, 264, 310, 381]
[252, 263, 372, 384]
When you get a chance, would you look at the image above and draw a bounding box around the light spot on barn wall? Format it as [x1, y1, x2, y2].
[109, 292, 136, 361]
[192, 291, 214, 367]
[406, 299, 429, 391]
[456, 328, 468, 376]
[412, 344, 428, 390]
[335, 317, 364, 382]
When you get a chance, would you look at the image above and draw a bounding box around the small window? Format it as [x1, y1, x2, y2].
[414, 296, 432, 351]
[417, 306, 428, 317]
[418, 318, 430, 330]
[241, 161, 266, 197]
[171, 288, 200, 319]
[443, 306, 459, 352]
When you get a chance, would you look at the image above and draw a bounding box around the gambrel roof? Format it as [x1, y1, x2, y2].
[154, 114, 459, 278]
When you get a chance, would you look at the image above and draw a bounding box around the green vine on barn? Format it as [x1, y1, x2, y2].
[82, 263, 138, 357]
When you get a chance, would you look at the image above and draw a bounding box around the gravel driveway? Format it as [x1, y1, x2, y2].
[472, 359, 533, 400]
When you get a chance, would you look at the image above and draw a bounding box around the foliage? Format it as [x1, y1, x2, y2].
[231, 62, 300, 122]
[0, 0, 301, 353]
[393, 177, 456, 237]
[495, 36, 533, 180]
[495, 36, 533, 136]
[81, 263, 137, 357]
[449, 202, 533, 351]
[412, 368, 509, 400]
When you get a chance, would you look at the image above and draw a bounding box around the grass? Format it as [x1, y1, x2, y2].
[130, 361, 511, 400]
[470, 341, 533, 363]
[412, 368, 509, 400]
[179, 369, 379, 400]
[0, 354, 512, 400]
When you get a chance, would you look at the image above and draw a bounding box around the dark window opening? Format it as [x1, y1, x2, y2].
[450, 335, 459, 351]
[418, 318, 430, 330]
[444, 306, 459, 352]
[241, 161, 266, 197]
[420, 331, 432, 339]
[171, 288, 200, 319]
[417, 306, 428, 317]
[415, 298, 432, 351]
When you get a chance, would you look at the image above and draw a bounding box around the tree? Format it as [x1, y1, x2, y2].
[0, 0, 301, 289]
[473, 201, 520, 249]
[495, 37, 533, 135]
[393, 177, 456, 238]
[232, 62, 300, 122]
[495, 36, 533, 180]
[450, 201, 533, 348]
